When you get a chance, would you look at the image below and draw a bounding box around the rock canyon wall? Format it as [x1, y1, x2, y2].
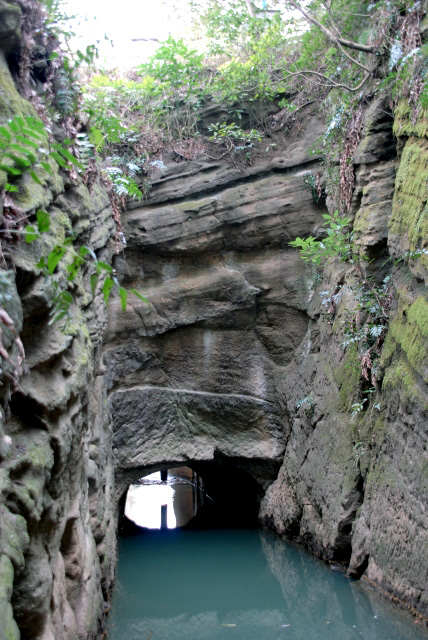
[0, 2, 427, 638]
[0, 8, 117, 636]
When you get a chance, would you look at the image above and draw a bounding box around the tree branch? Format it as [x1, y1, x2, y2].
[285, 69, 371, 92]
[245, 0, 257, 18]
[322, 1, 372, 71]
[284, 0, 375, 53]
[249, 69, 371, 93]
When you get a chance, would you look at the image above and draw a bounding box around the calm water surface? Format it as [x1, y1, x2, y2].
[109, 528, 428, 640]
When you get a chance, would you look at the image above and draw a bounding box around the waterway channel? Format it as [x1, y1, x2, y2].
[109, 472, 428, 640]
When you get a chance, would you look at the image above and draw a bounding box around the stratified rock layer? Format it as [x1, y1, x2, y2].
[105, 113, 326, 500]
[0, 3, 427, 635]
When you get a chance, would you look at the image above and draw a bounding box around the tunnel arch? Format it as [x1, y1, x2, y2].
[115, 454, 280, 532]
[111, 382, 286, 509]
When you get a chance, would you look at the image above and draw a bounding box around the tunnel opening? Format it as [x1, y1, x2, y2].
[118, 458, 264, 535]
[121, 466, 204, 532]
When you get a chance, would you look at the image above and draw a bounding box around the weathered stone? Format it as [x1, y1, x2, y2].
[0, 1, 21, 55]
[0, 554, 20, 640]
[0, 7, 427, 634]
[259, 95, 428, 620]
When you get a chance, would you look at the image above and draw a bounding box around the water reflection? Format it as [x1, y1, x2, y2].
[124, 468, 203, 529]
[110, 529, 428, 640]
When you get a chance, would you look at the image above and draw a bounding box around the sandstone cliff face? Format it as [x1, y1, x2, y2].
[0, 1, 427, 636]
[106, 90, 428, 618]
[0, 7, 117, 637]
[260, 98, 428, 617]
[104, 112, 326, 500]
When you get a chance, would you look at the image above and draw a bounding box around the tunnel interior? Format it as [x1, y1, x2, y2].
[118, 458, 265, 535]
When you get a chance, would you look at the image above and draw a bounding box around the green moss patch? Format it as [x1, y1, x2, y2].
[334, 345, 361, 411]
[393, 100, 428, 138]
[389, 137, 428, 258]
[0, 555, 20, 640]
[382, 358, 420, 403]
[0, 53, 31, 121]
[387, 292, 428, 383]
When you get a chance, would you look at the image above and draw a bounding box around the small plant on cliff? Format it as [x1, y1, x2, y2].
[34, 243, 148, 326]
[0, 115, 149, 327]
[0, 115, 81, 191]
[289, 207, 394, 409]
[296, 395, 314, 418]
[289, 211, 353, 264]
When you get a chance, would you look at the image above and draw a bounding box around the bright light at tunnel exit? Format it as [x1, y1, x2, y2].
[125, 481, 177, 529]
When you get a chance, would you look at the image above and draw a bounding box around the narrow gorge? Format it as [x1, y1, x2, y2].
[0, 1, 427, 638]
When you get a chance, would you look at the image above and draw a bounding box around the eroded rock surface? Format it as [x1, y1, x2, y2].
[105, 114, 327, 500]
[0, 28, 117, 638]
[0, 4, 427, 635]
[260, 97, 428, 617]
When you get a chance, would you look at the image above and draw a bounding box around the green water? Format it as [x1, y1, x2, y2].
[109, 528, 428, 640]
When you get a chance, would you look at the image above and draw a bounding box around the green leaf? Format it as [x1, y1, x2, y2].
[90, 273, 99, 296]
[5, 153, 32, 168]
[5, 183, 18, 192]
[14, 116, 25, 129]
[79, 246, 90, 257]
[130, 289, 149, 303]
[25, 225, 38, 243]
[54, 144, 83, 168]
[48, 310, 68, 325]
[30, 170, 42, 185]
[36, 257, 47, 269]
[8, 119, 20, 134]
[61, 291, 73, 304]
[96, 260, 113, 273]
[9, 144, 37, 160]
[47, 246, 67, 274]
[102, 276, 114, 305]
[21, 127, 44, 140]
[36, 210, 50, 233]
[16, 135, 39, 149]
[119, 287, 128, 311]
[40, 161, 53, 174]
[50, 151, 68, 168]
[0, 163, 22, 176]
[0, 126, 12, 141]
[66, 255, 84, 281]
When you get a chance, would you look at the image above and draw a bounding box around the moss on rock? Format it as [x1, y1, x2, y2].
[334, 345, 361, 412]
[0, 555, 20, 640]
[386, 291, 428, 384]
[0, 52, 31, 122]
[393, 100, 428, 139]
[389, 137, 428, 275]
[383, 358, 420, 403]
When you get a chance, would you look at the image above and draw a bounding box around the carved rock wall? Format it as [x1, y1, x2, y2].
[104, 112, 327, 500]
[0, 0, 427, 635]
